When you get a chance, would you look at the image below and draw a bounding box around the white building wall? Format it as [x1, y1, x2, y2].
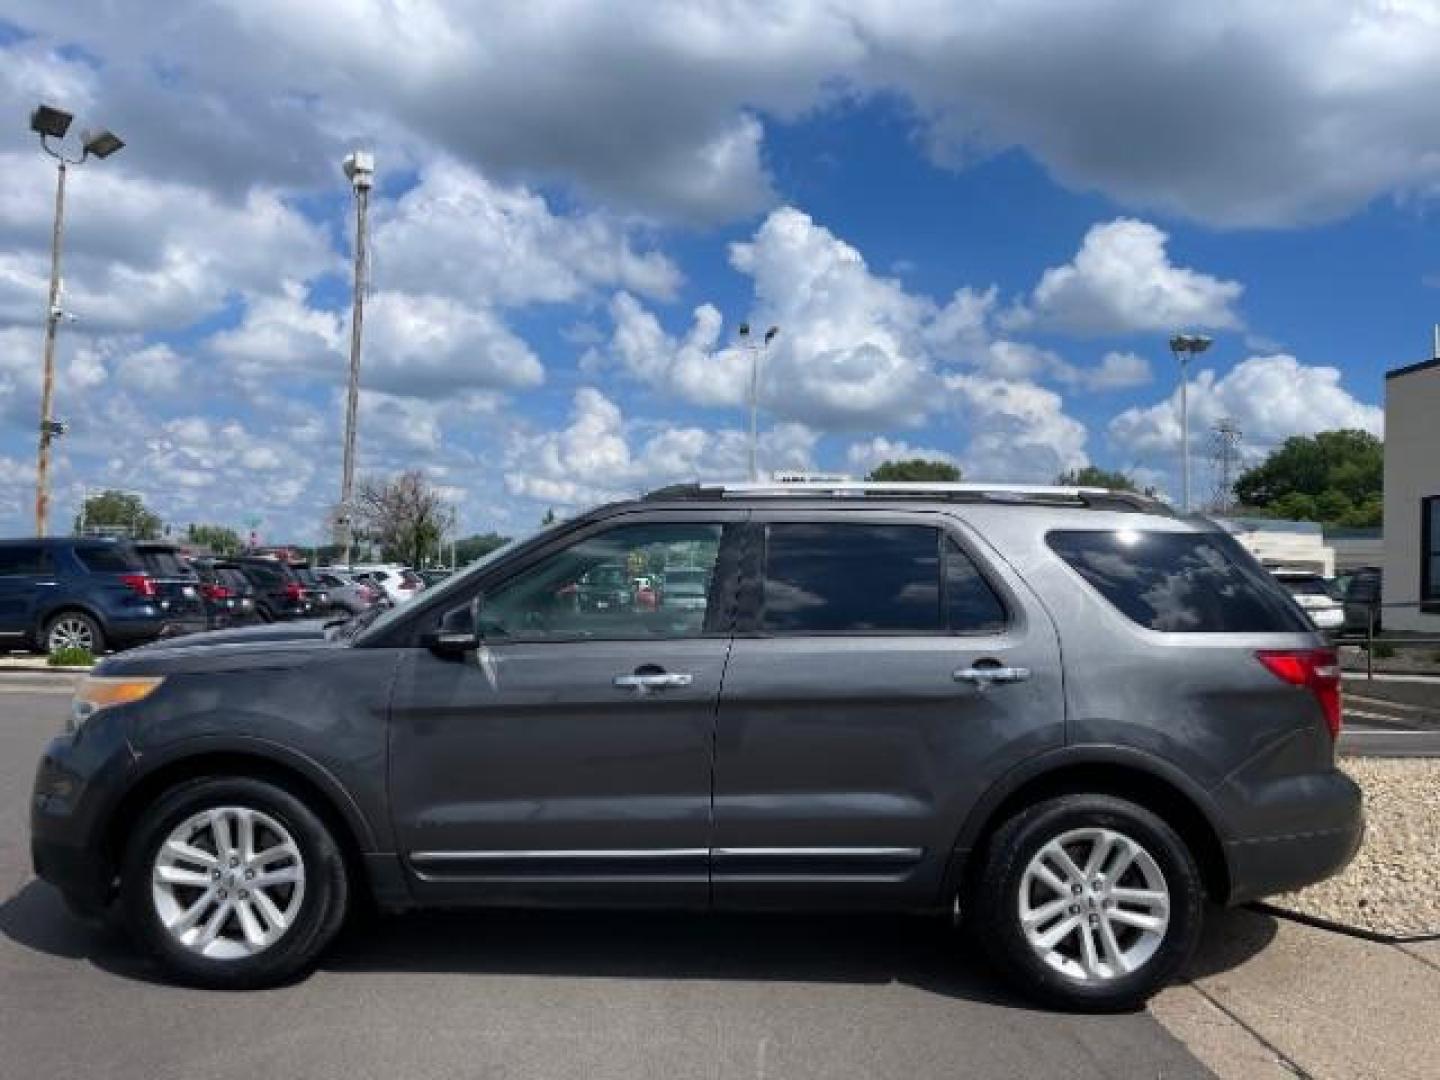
[1382, 360, 1440, 632]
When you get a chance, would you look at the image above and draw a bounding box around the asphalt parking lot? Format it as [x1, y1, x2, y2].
[0, 679, 1214, 1080]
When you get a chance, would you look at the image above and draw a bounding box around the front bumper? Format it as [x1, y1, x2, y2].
[1222, 768, 1364, 904]
[30, 715, 136, 914]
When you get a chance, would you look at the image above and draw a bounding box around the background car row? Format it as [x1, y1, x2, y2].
[0, 534, 435, 655]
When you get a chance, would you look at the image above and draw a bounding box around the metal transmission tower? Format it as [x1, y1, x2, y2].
[338, 151, 374, 566]
[1209, 418, 1243, 513]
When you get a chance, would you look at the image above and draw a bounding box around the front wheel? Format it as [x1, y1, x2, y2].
[972, 794, 1203, 1012]
[121, 777, 348, 989]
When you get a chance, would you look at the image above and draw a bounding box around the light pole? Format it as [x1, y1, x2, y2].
[29, 104, 124, 537]
[1168, 333, 1213, 512]
[737, 322, 779, 481]
[338, 150, 374, 567]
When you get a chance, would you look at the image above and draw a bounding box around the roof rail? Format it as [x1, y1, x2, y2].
[643, 480, 1172, 514]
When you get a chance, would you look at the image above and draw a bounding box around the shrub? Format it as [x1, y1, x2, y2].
[1373, 643, 1396, 660]
[47, 646, 95, 668]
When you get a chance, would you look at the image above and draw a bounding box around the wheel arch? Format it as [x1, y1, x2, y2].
[945, 746, 1233, 906]
[105, 740, 377, 891]
[34, 603, 107, 646]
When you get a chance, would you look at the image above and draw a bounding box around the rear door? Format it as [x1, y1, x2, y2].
[0, 544, 49, 639]
[712, 512, 1064, 909]
[388, 512, 744, 907]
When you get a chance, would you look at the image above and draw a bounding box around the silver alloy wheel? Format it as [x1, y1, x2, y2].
[47, 616, 94, 652]
[1018, 827, 1170, 982]
[151, 806, 306, 960]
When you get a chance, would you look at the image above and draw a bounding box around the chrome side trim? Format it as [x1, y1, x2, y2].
[410, 848, 708, 863]
[712, 847, 923, 860]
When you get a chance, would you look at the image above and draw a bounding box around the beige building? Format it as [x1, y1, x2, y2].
[1382, 355, 1440, 631]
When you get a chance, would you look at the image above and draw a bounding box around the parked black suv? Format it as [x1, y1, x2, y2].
[232, 556, 313, 622]
[0, 537, 205, 653]
[30, 482, 1361, 1009]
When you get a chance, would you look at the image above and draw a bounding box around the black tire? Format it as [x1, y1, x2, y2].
[42, 610, 105, 654]
[121, 776, 348, 990]
[972, 794, 1203, 1012]
[256, 603, 275, 623]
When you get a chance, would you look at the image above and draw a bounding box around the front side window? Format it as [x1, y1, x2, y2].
[1048, 530, 1310, 633]
[1424, 497, 1440, 604]
[482, 521, 726, 641]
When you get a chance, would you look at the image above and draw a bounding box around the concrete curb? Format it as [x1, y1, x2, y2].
[1253, 901, 1440, 945]
[0, 662, 92, 674]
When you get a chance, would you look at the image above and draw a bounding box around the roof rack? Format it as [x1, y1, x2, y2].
[643, 480, 1172, 515]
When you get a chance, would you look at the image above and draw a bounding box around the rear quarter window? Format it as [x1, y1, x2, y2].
[74, 544, 143, 573]
[1047, 530, 1310, 633]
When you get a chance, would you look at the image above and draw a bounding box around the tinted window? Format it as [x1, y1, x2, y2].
[75, 544, 143, 573]
[762, 524, 940, 634]
[1426, 497, 1440, 603]
[1278, 576, 1330, 597]
[138, 548, 189, 577]
[240, 562, 285, 587]
[483, 522, 725, 640]
[944, 537, 1007, 634]
[1048, 530, 1310, 633]
[0, 545, 48, 575]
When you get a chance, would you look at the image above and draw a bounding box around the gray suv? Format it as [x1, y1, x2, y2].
[30, 482, 1361, 1009]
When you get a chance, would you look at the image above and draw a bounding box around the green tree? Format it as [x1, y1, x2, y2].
[453, 532, 511, 565]
[1055, 466, 1138, 492]
[1233, 429, 1382, 526]
[866, 458, 961, 482]
[186, 523, 242, 555]
[73, 490, 162, 539]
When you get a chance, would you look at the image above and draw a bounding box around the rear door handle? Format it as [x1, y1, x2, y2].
[954, 665, 1031, 689]
[613, 671, 694, 693]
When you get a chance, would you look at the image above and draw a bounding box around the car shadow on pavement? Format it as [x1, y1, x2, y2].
[3, 878, 1277, 1006]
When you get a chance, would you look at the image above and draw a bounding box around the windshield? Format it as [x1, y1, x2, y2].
[353, 531, 538, 642]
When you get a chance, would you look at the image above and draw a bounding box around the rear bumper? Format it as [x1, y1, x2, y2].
[1222, 769, 1364, 904]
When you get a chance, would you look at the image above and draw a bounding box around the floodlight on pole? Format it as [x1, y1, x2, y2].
[28, 102, 124, 537]
[338, 150, 374, 567]
[738, 322, 780, 481]
[1168, 333, 1213, 512]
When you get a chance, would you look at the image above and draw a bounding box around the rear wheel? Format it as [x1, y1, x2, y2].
[43, 611, 104, 654]
[121, 776, 348, 989]
[972, 794, 1203, 1011]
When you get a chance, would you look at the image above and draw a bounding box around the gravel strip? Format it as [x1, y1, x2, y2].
[1269, 757, 1440, 938]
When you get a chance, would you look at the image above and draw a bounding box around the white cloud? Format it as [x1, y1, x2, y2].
[1084, 350, 1152, 392]
[944, 374, 1090, 482]
[1006, 219, 1243, 336]
[504, 387, 817, 507]
[845, 437, 958, 477]
[373, 161, 681, 306]
[1108, 354, 1383, 464]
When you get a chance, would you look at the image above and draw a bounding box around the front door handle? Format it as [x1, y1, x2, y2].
[954, 665, 1031, 690]
[613, 671, 694, 693]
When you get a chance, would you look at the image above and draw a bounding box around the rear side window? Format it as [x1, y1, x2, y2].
[762, 524, 941, 634]
[944, 537, 1008, 634]
[0, 545, 49, 575]
[75, 544, 143, 573]
[1047, 530, 1310, 633]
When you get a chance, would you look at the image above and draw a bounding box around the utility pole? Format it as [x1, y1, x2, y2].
[737, 322, 779, 481]
[1209, 418, 1243, 514]
[339, 151, 374, 567]
[28, 104, 124, 536]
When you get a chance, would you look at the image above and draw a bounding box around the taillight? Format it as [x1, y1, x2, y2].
[1256, 648, 1342, 738]
[283, 581, 305, 601]
[200, 583, 231, 600]
[120, 574, 157, 599]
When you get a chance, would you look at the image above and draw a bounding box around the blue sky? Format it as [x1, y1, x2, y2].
[0, 2, 1434, 543]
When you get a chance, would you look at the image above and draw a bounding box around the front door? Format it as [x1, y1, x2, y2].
[0, 544, 49, 640]
[389, 514, 743, 907]
[712, 513, 1064, 909]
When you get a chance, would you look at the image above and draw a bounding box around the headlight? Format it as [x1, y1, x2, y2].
[69, 676, 165, 734]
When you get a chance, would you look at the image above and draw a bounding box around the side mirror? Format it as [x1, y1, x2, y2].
[428, 597, 480, 656]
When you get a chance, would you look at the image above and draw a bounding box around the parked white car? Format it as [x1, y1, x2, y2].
[353, 565, 425, 604]
[1272, 569, 1345, 631]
